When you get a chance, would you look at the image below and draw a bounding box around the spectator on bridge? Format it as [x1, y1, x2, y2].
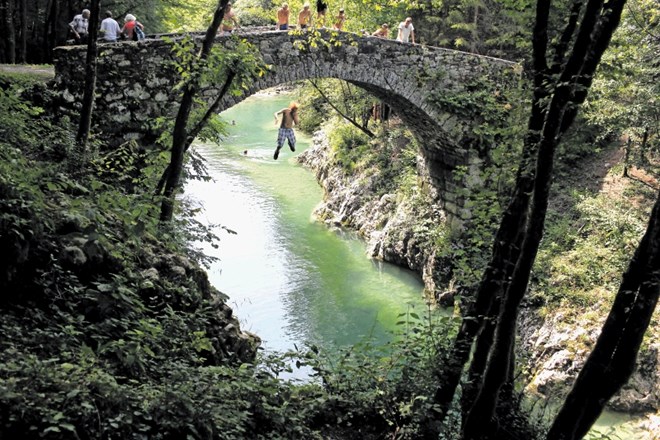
[316, 0, 328, 27]
[220, 2, 239, 34]
[99, 11, 121, 42]
[121, 14, 144, 41]
[396, 17, 415, 44]
[332, 8, 346, 30]
[273, 102, 300, 160]
[371, 23, 389, 38]
[69, 9, 90, 44]
[277, 3, 290, 30]
[298, 3, 312, 29]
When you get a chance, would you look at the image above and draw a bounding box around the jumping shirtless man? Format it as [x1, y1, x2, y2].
[273, 102, 300, 160]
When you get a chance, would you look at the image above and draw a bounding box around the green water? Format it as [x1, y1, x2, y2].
[186, 92, 427, 353]
[185, 92, 650, 438]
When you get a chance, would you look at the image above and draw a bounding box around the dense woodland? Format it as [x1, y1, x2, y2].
[0, 0, 659, 439]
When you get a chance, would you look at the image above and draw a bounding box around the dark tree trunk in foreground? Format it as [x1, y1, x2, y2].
[461, 0, 627, 437]
[431, 3, 553, 420]
[547, 190, 660, 440]
[2, 0, 16, 63]
[159, 0, 230, 222]
[44, 0, 58, 63]
[19, 0, 26, 62]
[75, 0, 101, 150]
[155, 70, 236, 197]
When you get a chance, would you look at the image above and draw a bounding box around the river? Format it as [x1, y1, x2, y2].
[185, 92, 650, 439]
[186, 92, 427, 354]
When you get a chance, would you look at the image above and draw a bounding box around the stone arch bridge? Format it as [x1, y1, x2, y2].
[53, 28, 519, 221]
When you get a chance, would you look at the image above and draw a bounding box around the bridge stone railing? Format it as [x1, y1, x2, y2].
[52, 28, 520, 223]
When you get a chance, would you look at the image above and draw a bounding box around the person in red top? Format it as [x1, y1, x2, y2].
[121, 14, 144, 40]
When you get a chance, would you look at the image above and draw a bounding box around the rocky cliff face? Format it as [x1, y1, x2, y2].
[297, 131, 451, 303]
[299, 130, 659, 418]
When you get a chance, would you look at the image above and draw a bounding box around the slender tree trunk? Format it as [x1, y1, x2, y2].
[4, 0, 16, 63]
[640, 126, 649, 163]
[155, 69, 236, 197]
[19, 0, 26, 62]
[75, 0, 101, 152]
[159, 0, 230, 223]
[546, 189, 660, 440]
[44, 0, 57, 63]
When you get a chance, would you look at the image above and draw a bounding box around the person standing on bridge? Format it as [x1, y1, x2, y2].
[99, 11, 121, 42]
[277, 3, 290, 30]
[298, 3, 312, 29]
[333, 8, 346, 30]
[316, 0, 328, 27]
[121, 14, 144, 41]
[220, 2, 239, 34]
[69, 9, 90, 44]
[273, 102, 300, 160]
[396, 17, 415, 44]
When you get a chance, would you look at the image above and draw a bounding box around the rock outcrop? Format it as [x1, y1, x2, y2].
[298, 130, 450, 302]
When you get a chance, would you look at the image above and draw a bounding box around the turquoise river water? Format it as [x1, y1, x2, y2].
[186, 93, 427, 354]
[185, 93, 650, 439]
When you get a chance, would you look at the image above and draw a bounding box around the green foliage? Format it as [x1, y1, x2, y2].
[159, 0, 219, 32]
[328, 122, 372, 173]
[236, 0, 277, 26]
[582, 0, 660, 168]
[300, 307, 460, 439]
[534, 187, 650, 310]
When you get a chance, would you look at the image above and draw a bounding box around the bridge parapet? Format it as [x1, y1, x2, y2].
[53, 28, 520, 223]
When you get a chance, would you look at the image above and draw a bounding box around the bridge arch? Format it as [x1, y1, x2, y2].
[53, 29, 519, 221]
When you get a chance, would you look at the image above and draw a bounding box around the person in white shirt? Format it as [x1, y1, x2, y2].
[69, 9, 90, 44]
[99, 11, 121, 42]
[396, 17, 415, 44]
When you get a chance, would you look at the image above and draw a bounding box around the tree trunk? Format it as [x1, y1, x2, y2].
[75, 0, 101, 152]
[19, 0, 26, 62]
[3, 0, 16, 63]
[155, 69, 236, 197]
[640, 126, 649, 164]
[546, 189, 660, 440]
[461, 0, 627, 437]
[159, 0, 230, 223]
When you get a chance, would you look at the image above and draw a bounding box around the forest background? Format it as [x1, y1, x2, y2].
[0, 0, 658, 439]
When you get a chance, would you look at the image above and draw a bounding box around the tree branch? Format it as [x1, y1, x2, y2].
[309, 79, 375, 138]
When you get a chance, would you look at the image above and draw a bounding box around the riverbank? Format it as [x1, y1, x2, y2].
[298, 121, 659, 436]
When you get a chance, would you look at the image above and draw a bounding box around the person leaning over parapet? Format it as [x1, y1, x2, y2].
[220, 2, 239, 34]
[372, 23, 389, 38]
[277, 3, 290, 30]
[396, 16, 415, 44]
[99, 11, 121, 42]
[121, 14, 144, 40]
[332, 8, 346, 30]
[69, 8, 90, 44]
[298, 3, 312, 29]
